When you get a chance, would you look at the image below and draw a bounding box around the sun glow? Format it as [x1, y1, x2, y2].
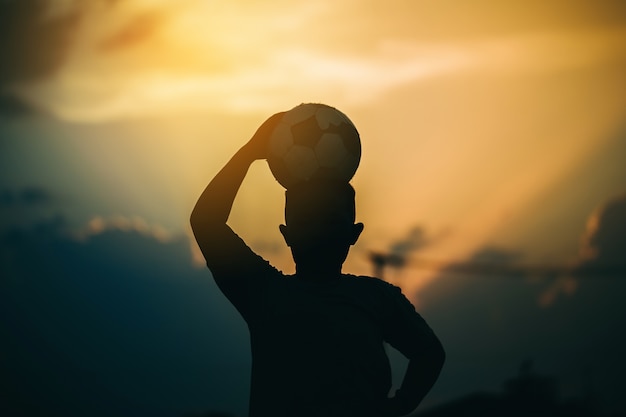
[8, 0, 626, 302]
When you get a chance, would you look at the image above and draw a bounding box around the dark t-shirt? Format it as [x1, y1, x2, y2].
[204, 225, 435, 417]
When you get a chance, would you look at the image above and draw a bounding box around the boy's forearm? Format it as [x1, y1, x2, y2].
[191, 113, 283, 231]
[390, 340, 445, 416]
[191, 144, 256, 229]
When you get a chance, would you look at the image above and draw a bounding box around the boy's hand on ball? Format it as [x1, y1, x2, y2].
[245, 112, 285, 160]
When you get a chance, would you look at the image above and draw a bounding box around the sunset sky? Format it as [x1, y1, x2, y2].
[2, 1, 626, 416]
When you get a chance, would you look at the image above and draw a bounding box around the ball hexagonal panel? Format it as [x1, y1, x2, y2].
[284, 145, 319, 181]
[336, 153, 360, 181]
[334, 122, 360, 157]
[268, 154, 297, 188]
[269, 123, 294, 157]
[315, 106, 346, 130]
[281, 103, 318, 126]
[290, 115, 322, 149]
[315, 133, 348, 167]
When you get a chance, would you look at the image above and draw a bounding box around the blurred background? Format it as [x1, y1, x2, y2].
[1, 1, 625, 416]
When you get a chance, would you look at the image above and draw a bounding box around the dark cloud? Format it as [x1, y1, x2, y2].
[376, 193, 626, 410]
[1, 218, 250, 417]
[0, 92, 43, 118]
[20, 186, 52, 205]
[0, 187, 54, 207]
[0, 0, 81, 118]
[390, 226, 429, 260]
[416, 245, 626, 414]
[4, 211, 625, 415]
[0, 0, 80, 87]
[98, 11, 163, 52]
[0, 189, 15, 206]
[578, 193, 626, 271]
[0, 0, 165, 118]
[529, 193, 626, 315]
[369, 226, 444, 279]
[536, 193, 626, 305]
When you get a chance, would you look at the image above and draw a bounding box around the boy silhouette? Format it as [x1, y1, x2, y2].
[191, 113, 445, 417]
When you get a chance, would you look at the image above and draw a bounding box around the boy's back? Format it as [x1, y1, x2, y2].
[206, 226, 438, 417]
[248, 273, 394, 416]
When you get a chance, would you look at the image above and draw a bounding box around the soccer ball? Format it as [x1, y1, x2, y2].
[267, 103, 361, 189]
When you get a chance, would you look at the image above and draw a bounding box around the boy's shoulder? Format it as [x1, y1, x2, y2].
[342, 274, 406, 296]
[343, 273, 398, 287]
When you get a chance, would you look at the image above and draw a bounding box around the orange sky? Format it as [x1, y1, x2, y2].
[6, 0, 626, 300]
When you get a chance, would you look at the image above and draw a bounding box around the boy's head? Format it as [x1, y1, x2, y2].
[279, 181, 364, 274]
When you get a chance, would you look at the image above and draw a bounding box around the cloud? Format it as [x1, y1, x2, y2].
[74, 214, 173, 243]
[1, 215, 250, 417]
[392, 195, 626, 307]
[34, 45, 465, 122]
[538, 193, 626, 306]
[1, 0, 625, 122]
[578, 192, 626, 268]
[416, 245, 626, 411]
[0, 187, 59, 233]
[0, 186, 54, 207]
[368, 226, 446, 281]
[0, 0, 80, 87]
[0, 92, 43, 118]
[98, 11, 163, 52]
[413, 197, 626, 406]
[417, 246, 527, 308]
[0, 0, 167, 118]
[536, 275, 578, 308]
[0, 0, 83, 119]
[389, 227, 430, 260]
[0, 214, 66, 247]
[25, 25, 626, 123]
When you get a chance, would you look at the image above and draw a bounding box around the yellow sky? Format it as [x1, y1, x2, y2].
[23, 1, 626, 119]
[16, 0, 626, 299]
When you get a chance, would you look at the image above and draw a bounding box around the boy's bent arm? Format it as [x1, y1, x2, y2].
[381, 283, 445, 416]
[190, 113, 283, 256]
[190, 144, 255, 234]
[190, 114, 284, 318]
[388, 333, 445, 416]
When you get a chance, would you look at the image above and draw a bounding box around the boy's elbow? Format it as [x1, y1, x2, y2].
[190, 211, 201, 236]
[432, 337, 446, 369]
[190, 209, 201, 231]
[418, 332, 445, 369]
[190, 210, 229, 244]
[190, 209, 213, 241]
[437, 341, 446, 366]
[190, 206, 211, 233]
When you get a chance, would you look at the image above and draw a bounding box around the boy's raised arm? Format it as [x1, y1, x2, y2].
[190, 113, 284, 320]
[190, 113, 284, 249]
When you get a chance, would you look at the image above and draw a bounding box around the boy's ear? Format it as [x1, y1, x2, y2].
[279, 224, 291, 247]
[350, 222, 364, 245]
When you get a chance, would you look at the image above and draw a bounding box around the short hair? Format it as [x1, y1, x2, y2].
[285, 180, 356, 225]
